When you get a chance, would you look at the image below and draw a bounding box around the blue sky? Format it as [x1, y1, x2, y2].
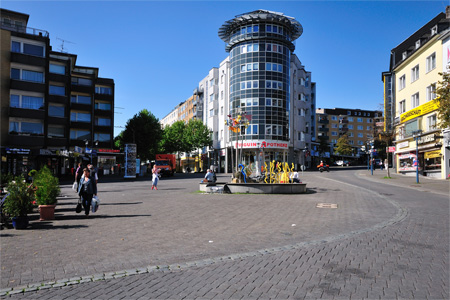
[2, 1, 449, 137]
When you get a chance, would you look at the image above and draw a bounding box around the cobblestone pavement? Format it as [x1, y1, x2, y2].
[1, 169, 448, 299]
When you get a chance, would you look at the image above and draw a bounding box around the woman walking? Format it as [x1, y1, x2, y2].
[77, 168, 97, 217]
[152, 165, 160, 190]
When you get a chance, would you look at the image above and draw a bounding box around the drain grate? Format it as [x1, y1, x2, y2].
[316, 203, 338, 209]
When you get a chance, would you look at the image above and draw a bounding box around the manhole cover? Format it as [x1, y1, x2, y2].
[316, 203, 338, 209]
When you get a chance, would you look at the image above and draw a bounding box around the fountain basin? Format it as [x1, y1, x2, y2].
[225, 183, 307, 194]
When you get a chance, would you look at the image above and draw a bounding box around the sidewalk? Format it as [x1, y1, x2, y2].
[356, 168, 449, 196]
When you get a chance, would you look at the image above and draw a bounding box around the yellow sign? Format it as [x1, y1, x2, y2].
[400, 99, 439, 123]
[424, 150, 441, 159]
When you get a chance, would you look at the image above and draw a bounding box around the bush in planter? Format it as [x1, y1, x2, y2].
[3, 175, 35, 218]
[34, 166, 60, 206]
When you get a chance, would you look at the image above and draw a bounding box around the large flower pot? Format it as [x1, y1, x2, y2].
[12, 216, 29, 229]
[38, 204, 56, 221]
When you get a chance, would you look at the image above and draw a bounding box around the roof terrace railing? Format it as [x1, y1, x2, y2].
[1, 21, 49, 37]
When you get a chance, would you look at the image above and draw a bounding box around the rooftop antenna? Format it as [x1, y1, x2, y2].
[56, 37, 75, 53]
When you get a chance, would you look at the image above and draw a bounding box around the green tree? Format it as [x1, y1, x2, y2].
[334, 134, 353, 157]
[186, 119, 212, 151]
[160, 121, 188, 154]
[121, 109, 162, 161]
[436, 68, 450, 129]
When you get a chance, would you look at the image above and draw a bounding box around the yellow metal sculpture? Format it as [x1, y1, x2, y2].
[262, 161, 295, 184]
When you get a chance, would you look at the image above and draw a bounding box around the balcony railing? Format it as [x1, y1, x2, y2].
[1, 21, 49, 37]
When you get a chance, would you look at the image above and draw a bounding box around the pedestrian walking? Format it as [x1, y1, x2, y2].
[77, 168, 97, 217]
[152, 165, 160, 190]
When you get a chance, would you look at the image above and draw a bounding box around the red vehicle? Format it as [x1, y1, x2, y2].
[155, 154, 176, 176]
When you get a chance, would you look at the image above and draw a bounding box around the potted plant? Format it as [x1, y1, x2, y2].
[33, 166, 60, 221]
[3, 176, 35, 229]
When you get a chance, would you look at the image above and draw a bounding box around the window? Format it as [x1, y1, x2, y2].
[70, 129, 90, 140]
[209, 109, 214, 117]
[331, 131, 338, 136]
[95, 86, 112, 95]
[431, 25, 438, 36]
[411, 65, 419, 82]
[49, 85, 65, 96]
[398, 127, 405, 139]
[357, 118, 363, 122]
[71, 95, 91, 105]
[402, 51, 407, 60]
[367, 126, 372, 130]
[415, 40, 421, 49]
[358, 141, 364, 145]
[95, 117, 111, 126]
[331, 116, 337, 121]
[349, 140, 354, 145]
[399, 100, 406, 114]
[209, 94, 214, 102]
[11, 68, 44, 83]
[220, 106, 224, 115]
[399, 75, 406, 90]
[357, 125, 363, 130]
[95, 101, 111, 110]
[348, 125, 353, 129]
[245, 124, 258, 135]
[331, 123, 338, 128]
[367, 118, 372, 123]
[49, 64, 65, 75]
[265, 43, 283, 53]
[72, 77, 92, 86]
[427, 114, 437, 131]
[411, 93, 419, 108]
[358, 133, 364, 138]
[426, 84, 436, 101]
[48, 125, 65, 138]
[10, 95, 44, 110]
[265, 98, 282, 107]
[48, 103, 65, 117]
[94, 133, 110, 142]
[266, 63, 282, 72]
[265, 80, 282, 90]
[240, 80, 258, 90]
[9, 119, 43, 135]
[70, 111, 91, 122]
[348, 117, 353, 122]
[11, 40, 44, 57]
[426, 53, 436, 72]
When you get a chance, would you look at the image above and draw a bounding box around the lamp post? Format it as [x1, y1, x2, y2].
[370, 142, 374, 176]
[412, 130, 422, 184]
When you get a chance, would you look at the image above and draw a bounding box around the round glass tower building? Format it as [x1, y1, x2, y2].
[219, 9, 302, 155]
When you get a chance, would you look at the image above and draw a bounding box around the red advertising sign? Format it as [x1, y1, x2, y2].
[388, 146, 396, 152]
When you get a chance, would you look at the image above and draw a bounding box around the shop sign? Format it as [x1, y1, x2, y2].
[397, 141, 409, 149]
[400, 99, 439, 123]
[399, 153, 416, 159]
[6, 148, 30, 155]
[98, 149, 120, 153]
[388, 146, 396, 152]
[40, 149, 54, 155]
[417, 134, 436, 145]
[234, 140, 288, 149]
[425, 150, 441, 159]
[58, 150, 69, 157]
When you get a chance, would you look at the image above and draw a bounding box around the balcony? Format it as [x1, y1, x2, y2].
[71, 84, 93, 94]
[8, 133, 44, 147]
[339, 119, 349, 124]
[10, 79, 45, 93]
[48, 94, 68, 104]
[9, 107, 45, 119]
[10, 52, 46, 67]
[70, 121, 91, 130]
[1, 21, 49, 37]
[318, 119, 329, 124]
[318, 127, 329, 132]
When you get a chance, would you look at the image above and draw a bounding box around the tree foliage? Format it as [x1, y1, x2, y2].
[186, 119, 212, 151]
[334, 134, 353, 156]
[160, 121, 188, 154]
[118, 109, 162, 161]
[436, 67, 450, 129]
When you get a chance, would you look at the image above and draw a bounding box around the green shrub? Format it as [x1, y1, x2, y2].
[3, 176, 35, 217]
[34, 166, 60, 205]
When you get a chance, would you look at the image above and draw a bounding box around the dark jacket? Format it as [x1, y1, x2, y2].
[78, 177, 97, 196]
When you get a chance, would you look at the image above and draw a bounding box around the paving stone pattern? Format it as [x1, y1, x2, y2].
[1, 170, 449, 299]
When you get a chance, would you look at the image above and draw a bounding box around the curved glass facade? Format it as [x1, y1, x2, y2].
[219, 12, 302, 143]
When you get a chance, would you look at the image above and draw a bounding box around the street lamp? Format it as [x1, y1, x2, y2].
[412, 130, 422, 184]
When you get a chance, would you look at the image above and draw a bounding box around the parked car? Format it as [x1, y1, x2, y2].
[336, 160, 350, 166]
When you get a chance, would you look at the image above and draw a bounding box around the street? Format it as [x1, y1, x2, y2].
[1, 168, 449, 299]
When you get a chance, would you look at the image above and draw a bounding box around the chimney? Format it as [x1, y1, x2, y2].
[447, 5, 450, 19]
